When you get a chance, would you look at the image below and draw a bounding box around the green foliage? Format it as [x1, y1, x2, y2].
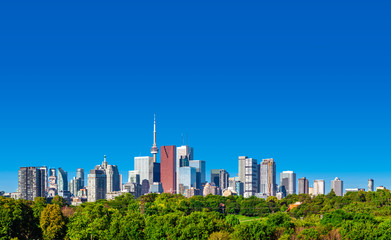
[51, 195, 67, 208]
[320, 209, 352, 227]
[0, 197, 41, 240]
[231, 220, 275, 240]
[40, 204, 66, 240]
[297, 228, 320, 240]
[208, 231, 231, 240]
[108, 210, 145, 240]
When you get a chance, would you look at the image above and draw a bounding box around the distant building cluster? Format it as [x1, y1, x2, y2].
[7, 116, 380, 202]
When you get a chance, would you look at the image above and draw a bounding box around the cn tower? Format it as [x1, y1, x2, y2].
[151, 114, 159, 162]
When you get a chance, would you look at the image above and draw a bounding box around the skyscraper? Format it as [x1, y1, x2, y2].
[87, 169, 106, 202]
[178, 166, 196, 195]
[244, 157, 258, 198]
[57, 167, 68, 192]
[298, 177, 309, 194]
[279, 171, 296, 195]
[95, 155, 120, 193]
[128, 170, 140, 184]
[219, 169, 229, 190]
[76, 168, 84, 188]
[331, 177, 343, 196]
[189, 160, 205, 190]
[39, 166, 48, 194]
[210, 169, 222, 188]
[260, 158, 276, 196]
[368, 179, 374, 191]
[238, 156, 247, 184]
[176, 145, 193, 192]
[134, 156, 154, 184]
[161, 145, 176, 193]
[150, 114, 159, 163]
[313, 179, 325, 195]
[18, 167, 43, 200]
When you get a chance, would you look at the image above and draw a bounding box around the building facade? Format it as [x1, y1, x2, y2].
[238, 156, 247, 184]
[128, 170, 140, 184]
[87, 169, 106, 202]
[178, 166, 196, 195]
[298, 177, 309, 194]
[134, 156, 154, 185]
[244, 157, 258, 198]
[57, 167, 68, 192]
[279, 171, 296, 195]
[160, 145, 176, 193]
[313, 179, 325, 195]
[331, 177, 343, 196]
[18, 167, 44, 201]
[189, 160, 205, 190]
[368, 179, 374, 191]
[260, 158, 276, 196]
[176, 145, 193, 192]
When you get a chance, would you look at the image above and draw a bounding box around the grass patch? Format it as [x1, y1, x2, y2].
[236, 215, 262, 224]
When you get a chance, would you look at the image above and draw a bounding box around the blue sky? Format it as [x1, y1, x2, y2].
[1, 1, 390, 193]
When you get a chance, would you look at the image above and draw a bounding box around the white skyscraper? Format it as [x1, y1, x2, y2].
[244, 157, 258, 198]
[279, 171, 296, 195]
[331, 177, 343, 196]
[238, 156, 247, 184]
[134, 156, 154, 184]
[260, 158, 277, 196]
[313, 179, 325, 195]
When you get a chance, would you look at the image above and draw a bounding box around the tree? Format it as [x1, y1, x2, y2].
[51, 195, 67, 208]
[108, 210, 145, 239]
[40, 204, 66, 240]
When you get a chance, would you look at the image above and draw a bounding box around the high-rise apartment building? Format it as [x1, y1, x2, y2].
[57, 167, 68, 192]
[313, 179, 325, 195]
[244, 157, 258, 198]
[260, 158, 276, 196]
[279, 171, 296, 195]
[87, 169, 106, 202]
[95, 156, 120, 193]
[134, 156, 154, 185]
[331, 177, 343, 196]
[69, 177, 81, 196]
[189, 160, 205, 190]
[238, 156, 247, 184]
[18, 167, 44, 200]
[76, 168, 84, 188]
[161, 145, 176, 193]
[368, 179, 374, 192]
[298, 177, 309, 194]
[176, 145, 193, 192]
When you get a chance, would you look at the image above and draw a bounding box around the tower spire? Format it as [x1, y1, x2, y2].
[151, 114, 159, 162]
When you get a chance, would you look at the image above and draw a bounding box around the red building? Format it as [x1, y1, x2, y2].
[160, 145, 176, 193]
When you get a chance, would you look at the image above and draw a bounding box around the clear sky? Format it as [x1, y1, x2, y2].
[1, 1, 390, 193]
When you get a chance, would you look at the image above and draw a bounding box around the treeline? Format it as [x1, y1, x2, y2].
[2, 190, 391, 239]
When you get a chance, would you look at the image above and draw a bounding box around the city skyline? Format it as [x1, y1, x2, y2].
[1, 1, 391, 194]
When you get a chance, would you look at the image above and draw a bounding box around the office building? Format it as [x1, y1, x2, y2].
[368, 179, 374, 192]
[244, 157, 258, 198]
[18, 167, 44, 201]
[313, 180, 325, 195]
[189, 160, 206, 190]
[210, 169, 221, 188]
[123, 182, 142, 198]
[238, 156, 247, 184]
[185, 187, 201, 198]
[128, 170, 140, 184]
[95, 156, 120, 193]
[236, 181, 244, 196]
[257, 164, 261, 194]
[141, 179, 150, 195]
[39, 166, 48, 194]
[298, 177, 309, 194]
[176, 145, 193, 191]
[48, 168, 57, 189]
[260, 158, 276, 196]
[279, 171, 296, 195]
[76, 168, 84, 188]
[219, 169, 229, 190]
[134, 156, 154, 185]
[87, 169, 106, 202]
[161, 145, 176, 193]
[178, 166, 196, 195]
[331, 177, 343, 196]
[149, 182, 163, 194]
[57, 167, 68, 192]
[69, 177, 81, 196]
[153, 162, 160, 183]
